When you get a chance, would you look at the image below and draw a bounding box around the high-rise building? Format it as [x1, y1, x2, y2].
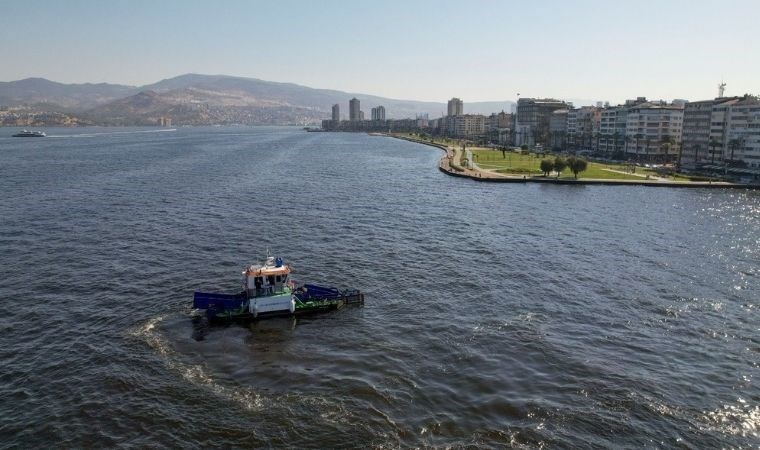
[349, 98, 361, 121]
[371, 106, 386, 121]
[332, 104, 340, 121]
[447, 98, 463, 116]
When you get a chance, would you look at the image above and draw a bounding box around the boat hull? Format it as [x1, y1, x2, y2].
[192, 285, 364, 322]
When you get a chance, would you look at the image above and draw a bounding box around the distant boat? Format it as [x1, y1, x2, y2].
[12, 129, 46, 137]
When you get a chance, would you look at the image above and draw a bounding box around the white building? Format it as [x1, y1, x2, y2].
[447, 97, 463, 116]
[371, 106, 386, 121]
[549, 109, 568, 149]
[599, 106, 629, 154]
[624, 101, 684, 162]
[566, 106, 600, 150]
[446, 114, 485, 138]
[724, 96, 760, 171]
[349, 98, 361, 121]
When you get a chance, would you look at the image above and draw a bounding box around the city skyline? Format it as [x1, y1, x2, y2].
[2, 1, 759, 104]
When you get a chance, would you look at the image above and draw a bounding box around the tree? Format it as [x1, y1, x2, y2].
[728, 138, 743, 164]
[540, 159, 554, 176]
[660, 135, 674, 164]
[709, 138, 720, 164]
[689, 143, 701, 169]
[566, 156, 588, 179]
[624, 135, 634, 159]
[634, 134, 644, 161]
[613, 132, 622, 154]
[553, 156, 567, 177]
[644, 138, 651, 162]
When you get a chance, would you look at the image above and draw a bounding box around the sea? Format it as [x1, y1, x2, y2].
[0, 126, 758, 448]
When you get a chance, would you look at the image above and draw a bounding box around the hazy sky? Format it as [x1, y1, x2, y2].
[1, 0, 758, 104]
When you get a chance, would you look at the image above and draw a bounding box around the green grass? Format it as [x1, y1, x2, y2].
[471, 149, 652, 180]
[396, 139, 720, 183]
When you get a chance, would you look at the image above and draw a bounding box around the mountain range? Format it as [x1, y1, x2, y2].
[0, 74, 515, 126]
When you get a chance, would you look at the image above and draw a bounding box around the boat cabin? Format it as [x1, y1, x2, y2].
[242, 256, 291, 298]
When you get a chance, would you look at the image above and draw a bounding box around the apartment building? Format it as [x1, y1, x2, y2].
[566, 106, 600, 150]
[485, 111, 513, 145]
[447, 98, 463, 116]
[624, 101, 684, 162]
[516, 98, 568, 148]
[724, 96, 760, 171]
[371, 106, 386, 121]
[446, 114, 485, 138]
[549, 109, 568, 149]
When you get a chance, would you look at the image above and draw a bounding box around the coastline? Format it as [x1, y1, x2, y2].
[382, 133, 759, 190]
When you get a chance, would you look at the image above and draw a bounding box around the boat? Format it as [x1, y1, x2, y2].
[12, 130, 46, 137]
[192, 253, 364, 321]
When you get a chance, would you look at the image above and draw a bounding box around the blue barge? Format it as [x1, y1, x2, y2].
[192, 254, 364, 321]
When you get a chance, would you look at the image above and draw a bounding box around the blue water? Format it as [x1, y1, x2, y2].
[0, 126, 758, 448]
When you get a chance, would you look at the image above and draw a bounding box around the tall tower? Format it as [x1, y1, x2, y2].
[332, 104, 340, 121]
[447, 97, 463, 116]
[371, 106, 386, 121]
[349, 98, 361, 121]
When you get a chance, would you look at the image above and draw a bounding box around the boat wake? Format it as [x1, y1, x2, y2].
[47, 129, 177, 138]
[700, 398, 759, 438]
[129, 313, 264, 411]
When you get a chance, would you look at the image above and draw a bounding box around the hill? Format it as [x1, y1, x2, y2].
[0, 74, 515, 126]
[0, 78, 137, 110]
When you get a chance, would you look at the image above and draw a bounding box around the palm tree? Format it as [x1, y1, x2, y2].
[660, 135, 674, 164]
[644, 138, 651, 162]
[613, 132, 622, 154]
[634, 134, 643, 161]
[692, 144, 701, 168]
[625, 135, 634, 160]
[728, 138, 743, 165]
[709, 138, 721, 164]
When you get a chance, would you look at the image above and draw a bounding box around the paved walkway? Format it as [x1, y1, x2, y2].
[386, 134, 752, 188]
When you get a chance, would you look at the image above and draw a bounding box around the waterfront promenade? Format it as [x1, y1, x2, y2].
[386, 134, 756, 189]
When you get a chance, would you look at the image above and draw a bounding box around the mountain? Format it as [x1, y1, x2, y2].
[0, 74, 515, 126]
[82, 88, 326, 126]
[0, 77, 137, 110]
[141, 74, 515, 118]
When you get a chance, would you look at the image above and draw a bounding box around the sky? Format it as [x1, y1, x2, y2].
[1, 0, 758, 104]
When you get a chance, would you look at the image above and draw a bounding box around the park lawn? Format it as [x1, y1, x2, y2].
[471, 149, 650, 180]
[472, 149, 543, 172]
[571, 165, 648, 180]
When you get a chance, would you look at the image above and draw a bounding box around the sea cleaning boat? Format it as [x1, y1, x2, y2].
[192, 253, 364, 321]
[12, 129, 46, 137]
